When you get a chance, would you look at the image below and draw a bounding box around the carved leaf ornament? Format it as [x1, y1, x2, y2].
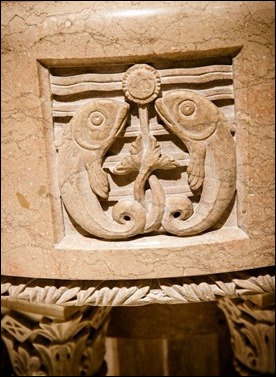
[57, 64, 236, 239]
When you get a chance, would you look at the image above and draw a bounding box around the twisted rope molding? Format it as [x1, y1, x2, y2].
[1, 268, 274, 307]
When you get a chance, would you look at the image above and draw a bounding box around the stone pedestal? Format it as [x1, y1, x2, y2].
[1, 1, 275, 376]
[218, 294, 275, 376]
[1, 1, 274, 281]
[1, 300, 110, 376]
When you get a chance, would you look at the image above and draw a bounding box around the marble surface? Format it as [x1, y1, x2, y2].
[1, 1, 274, 280]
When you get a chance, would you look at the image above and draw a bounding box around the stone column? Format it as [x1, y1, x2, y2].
[1, 300, 111, 376]
[218, 293, 275, 376]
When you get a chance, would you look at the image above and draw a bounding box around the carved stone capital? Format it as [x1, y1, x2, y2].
[218, 294, 275, 376]
[1, 302, 111, 376]
[1, 267, 274, 307]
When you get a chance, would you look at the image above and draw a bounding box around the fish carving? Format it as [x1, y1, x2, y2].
[57, 99, 146, 239]
[155, 90, 236, 236]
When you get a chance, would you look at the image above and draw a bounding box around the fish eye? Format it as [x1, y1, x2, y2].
[180, 100, 196, 116]
[89, 111, 104, 127]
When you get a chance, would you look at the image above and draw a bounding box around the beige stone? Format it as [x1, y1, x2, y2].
[1, 1, 275, 281]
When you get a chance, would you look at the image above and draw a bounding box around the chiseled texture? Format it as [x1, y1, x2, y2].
[1, 1, 275, 280]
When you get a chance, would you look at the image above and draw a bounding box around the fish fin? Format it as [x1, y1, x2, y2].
[86, 161, 109, 199]
[187, 144, 206, 191]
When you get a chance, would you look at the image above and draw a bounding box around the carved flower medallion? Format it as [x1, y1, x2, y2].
[122, 64, 161, 104]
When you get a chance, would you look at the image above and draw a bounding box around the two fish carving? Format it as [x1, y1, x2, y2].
[57, 90, 236, 240]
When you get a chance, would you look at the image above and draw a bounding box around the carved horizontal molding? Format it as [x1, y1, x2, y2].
[50, 64, 233, 96]
[1, 268, 274, 307]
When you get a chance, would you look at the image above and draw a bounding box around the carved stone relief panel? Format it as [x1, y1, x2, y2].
[49, 57, 237, 241]
[2, 2, 274, 280]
